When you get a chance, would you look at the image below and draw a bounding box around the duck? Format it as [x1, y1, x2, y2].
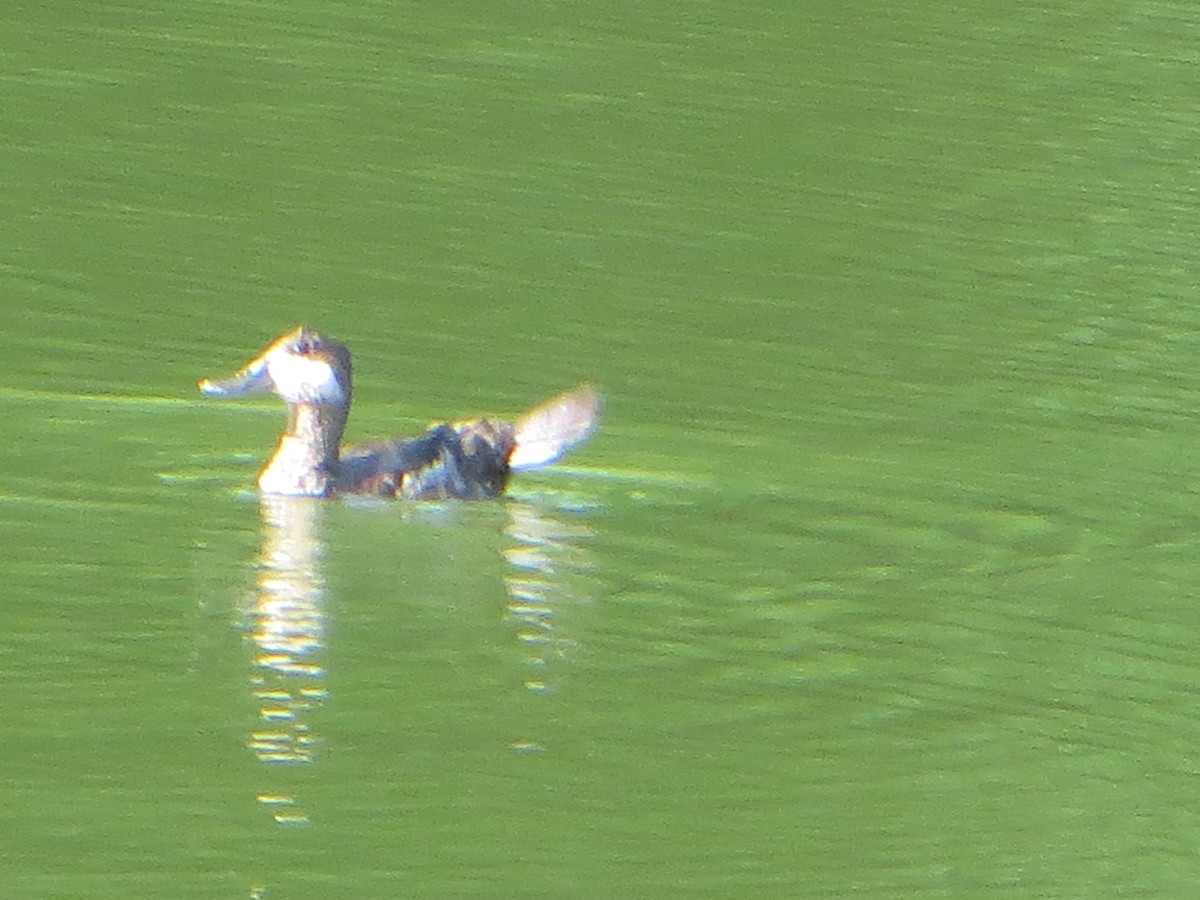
[198, 326, 600, 499]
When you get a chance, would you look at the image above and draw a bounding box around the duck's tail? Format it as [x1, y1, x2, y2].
[509, 384, 602, 471]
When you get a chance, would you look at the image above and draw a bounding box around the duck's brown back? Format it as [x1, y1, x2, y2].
[400, 420, 515, 500]
[334, 419, 515, 500]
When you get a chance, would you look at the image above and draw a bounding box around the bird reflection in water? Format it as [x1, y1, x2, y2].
[240, 494, 595, 824]
[502, 502, 595, 754]
[246, 496, 329, 827]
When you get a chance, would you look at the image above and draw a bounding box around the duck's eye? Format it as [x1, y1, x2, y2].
[294, 335, 317, 355]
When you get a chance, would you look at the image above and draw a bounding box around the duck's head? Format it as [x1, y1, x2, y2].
[198, 326, 352, 407]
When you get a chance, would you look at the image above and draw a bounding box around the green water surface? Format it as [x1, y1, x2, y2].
[4, 1, 1200, 897]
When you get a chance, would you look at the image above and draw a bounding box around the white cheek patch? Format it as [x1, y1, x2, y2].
[267, 352, 346, 404]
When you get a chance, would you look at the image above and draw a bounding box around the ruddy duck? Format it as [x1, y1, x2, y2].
[198, 326, 600, 499]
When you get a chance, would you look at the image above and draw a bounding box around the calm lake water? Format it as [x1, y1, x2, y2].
[5, 1, 1200, 897]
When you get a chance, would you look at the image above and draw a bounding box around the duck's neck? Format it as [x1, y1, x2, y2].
[257, 401, 349, 497]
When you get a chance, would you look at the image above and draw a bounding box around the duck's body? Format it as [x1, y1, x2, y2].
[199, 326, 600, 499]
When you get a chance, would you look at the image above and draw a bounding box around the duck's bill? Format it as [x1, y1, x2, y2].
[197, 359, 272, 398]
